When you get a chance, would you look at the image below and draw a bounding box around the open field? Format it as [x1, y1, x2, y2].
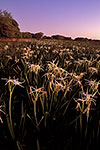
[0, 38, 40, 42]
[0, 39, 100, 150]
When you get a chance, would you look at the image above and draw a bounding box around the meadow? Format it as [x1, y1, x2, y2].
[0, 39, 100, 150]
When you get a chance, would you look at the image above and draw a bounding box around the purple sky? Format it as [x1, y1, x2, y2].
[1, 0, 100, 39]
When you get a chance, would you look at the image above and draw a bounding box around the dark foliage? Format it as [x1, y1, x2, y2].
[0, 10, 20, 38]
[51, 35, 72, 40]
[34, 32, 44, 39]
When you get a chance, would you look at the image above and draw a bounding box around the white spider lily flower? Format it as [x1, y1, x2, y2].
[85, 79, 100, 89]
[55, 80, 66, 89]
[75, 97, 96, 103]
[28, 64, 44, 74]
[1, 78, 24, 88]
[88, 67, 98, 73]
[6, 55, 13, 60]
[85, 79, 96, 85]
[29, 86, 44, 94]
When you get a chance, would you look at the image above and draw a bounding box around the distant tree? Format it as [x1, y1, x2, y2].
[0, 9, 20, 38]
[64, 37, 72, 40]
[51, 35, 65, 40]
[51, 35, 72, 40]
[31, 33, 36, 38]
[74, 37, 89, 41]
[34, 32, 44, 39]
[21, 32, 32, 38]
[43, 36, 51, 39]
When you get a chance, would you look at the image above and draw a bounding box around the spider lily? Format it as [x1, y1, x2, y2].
[1, 78, 24, 88]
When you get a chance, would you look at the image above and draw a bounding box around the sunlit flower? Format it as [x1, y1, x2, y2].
[2, 78, 24, 88]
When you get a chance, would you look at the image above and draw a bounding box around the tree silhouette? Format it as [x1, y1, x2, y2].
[0, 9, 20, 38]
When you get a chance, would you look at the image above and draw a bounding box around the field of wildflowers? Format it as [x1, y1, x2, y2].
[0, 39, 100, 150]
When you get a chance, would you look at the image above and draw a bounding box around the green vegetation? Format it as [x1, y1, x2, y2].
[0, 39, 100, 150]
[0, 10, 20, 38]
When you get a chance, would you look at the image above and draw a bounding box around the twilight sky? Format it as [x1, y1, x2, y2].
[1, 0, 100, 39]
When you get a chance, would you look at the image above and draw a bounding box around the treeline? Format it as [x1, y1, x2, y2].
[0, 9, 72, 40]
[0, 9, 100, 42]
[0, 10, 44, 39]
